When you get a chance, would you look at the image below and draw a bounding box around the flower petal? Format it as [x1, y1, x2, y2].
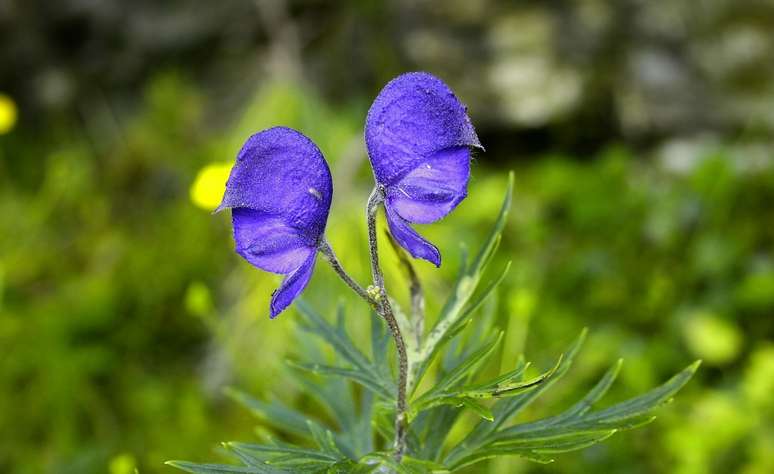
[270, 253, 317, 318]
[385, 204, 441, 267]
[386, 146, 470, 224]
[218, 127, 332, 243]
[365, 72, 481, 187]
[232, 208, 315, 274]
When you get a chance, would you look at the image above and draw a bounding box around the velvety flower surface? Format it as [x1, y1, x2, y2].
[217, 126, 332, 318]
[365, 72, 481, 266]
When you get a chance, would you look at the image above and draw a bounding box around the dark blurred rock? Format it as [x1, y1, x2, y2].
[0, 0, 262, 117]
[2, 0, 773, 150]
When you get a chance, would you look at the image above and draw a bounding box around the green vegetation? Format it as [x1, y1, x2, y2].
[1, 73, 773, 473]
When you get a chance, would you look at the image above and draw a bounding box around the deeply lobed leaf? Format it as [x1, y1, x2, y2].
[408, 173, 514, 393]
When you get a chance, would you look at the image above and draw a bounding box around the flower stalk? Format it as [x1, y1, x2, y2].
[317, 238, 373, 304]
[316, 197, 409, 462]
[367, 187, 409, 461]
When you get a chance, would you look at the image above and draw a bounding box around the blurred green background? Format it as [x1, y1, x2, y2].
[1, 1, 773, 473]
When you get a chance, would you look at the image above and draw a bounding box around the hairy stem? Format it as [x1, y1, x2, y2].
[318, 238, 374, 305]
[367, 187, 409, 461]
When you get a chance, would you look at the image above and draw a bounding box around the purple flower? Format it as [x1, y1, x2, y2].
[217, 127, 332, 318]
[365, 72, 481, 267]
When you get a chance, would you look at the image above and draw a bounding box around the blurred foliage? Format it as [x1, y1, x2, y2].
[1, 62, 773, 474]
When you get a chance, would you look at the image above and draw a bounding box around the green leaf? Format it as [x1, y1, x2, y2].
[433, 332, 504, 393]
[354, 388, 375, 457]
[287, 360, 394, 400]
[494, 360, 701, 440]
[359, 453, 413, 474]
[306, 420, 344, 458]
[227, 442, 338, 463]
[224, 388, 314, 440]
[456, 261, 512, 329]
[410, 174, 514, 393]
[554, 359, 622, 421]
[448, 430, 617, 470]
[446, 358, 700, 470]
[445, 330, 587, 465]
[460, 399, 494, 421]
[411, 352, 561, 425]
[371, 403, 395, 444]
[283, 360, 358, 450]
[165, 461, 277, 474]
[506, 358, 622, 435]
[457, 354, 563, 400]
[224, 387, 354, 460]
[401, 455, 451, 473]
[411, 406, 461, 461]
[370, 310, 390, 377]
[225, 443, 335, 471]
[359, 453, 450, 474]
[409, 333, 503, 419]
[441, 272, 504, 375]
[296, 301, 392, 395]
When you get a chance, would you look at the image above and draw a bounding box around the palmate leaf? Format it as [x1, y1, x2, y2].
[407, 293, 504, 459]
[224, 388, 316, 440]
[410, 341, 563, 423]
[282, 336, 363, 457]
[288, 304, 388, 457]
[165, 461, 276, 474]
[444, 331, 701, 470]
[295, 301, 395, 400]
[167, 426, 358, 473]
[287, 360, 394, 401]
[225, 386, 358, 459]
[441, 286, 500, 374]
[491, 360, 700, 441]
[408, 333, 502, 420]
[411, 406, 459, 461]
[360, 453, 450, 474]
[445, 329, 589, 462]
[227, 444, 334, 471]
[447, 430, 618, 468]
[228, 442, 340, 464]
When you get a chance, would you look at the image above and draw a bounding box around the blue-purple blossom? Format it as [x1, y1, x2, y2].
[365, 72, 482, 267]
[217, 126, 332, 318]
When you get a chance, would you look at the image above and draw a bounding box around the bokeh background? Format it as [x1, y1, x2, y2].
[1, 1, 774, 473]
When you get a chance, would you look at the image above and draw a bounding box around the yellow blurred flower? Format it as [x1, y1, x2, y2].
[0, 93, 18, 135]
[190, 162, 232, 211]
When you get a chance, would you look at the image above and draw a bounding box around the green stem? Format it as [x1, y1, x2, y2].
[318, 238, 373, 304]
[367, 187, 409, 462]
